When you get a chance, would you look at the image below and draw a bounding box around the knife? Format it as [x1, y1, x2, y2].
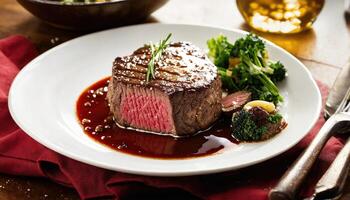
[309, 138, 350, 200]
[324, 59, 350, 118]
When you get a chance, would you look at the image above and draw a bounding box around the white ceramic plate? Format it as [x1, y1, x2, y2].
[9, 24, 321, 176]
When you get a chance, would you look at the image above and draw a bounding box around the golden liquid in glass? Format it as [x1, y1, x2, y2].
[237, 0, 325, 33]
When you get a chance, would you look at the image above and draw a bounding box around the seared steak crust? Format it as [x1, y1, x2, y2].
[112, 42, 217, 94]
[170, 77, 222, 135]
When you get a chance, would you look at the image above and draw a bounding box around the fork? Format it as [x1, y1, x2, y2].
[269, 88, 350, 200]
[308, 89, 350, 200]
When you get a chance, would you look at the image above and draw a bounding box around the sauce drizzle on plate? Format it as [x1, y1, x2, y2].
[76, 77, 239, 159]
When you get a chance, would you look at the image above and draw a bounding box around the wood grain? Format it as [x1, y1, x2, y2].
[0, 0, 349, 199]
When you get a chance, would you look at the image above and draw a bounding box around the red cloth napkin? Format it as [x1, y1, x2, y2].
[0, 35, 345, 200]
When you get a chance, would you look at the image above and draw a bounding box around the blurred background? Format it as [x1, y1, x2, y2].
[1, 0, 349, 86]
[0, 0, 350, 199]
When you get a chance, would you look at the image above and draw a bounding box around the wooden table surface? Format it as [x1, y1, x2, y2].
[1, 0, 350, 199]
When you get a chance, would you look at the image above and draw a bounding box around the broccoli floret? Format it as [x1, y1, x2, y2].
[239, 52, 283, 101]
[249, 86, 280, 105]
[269, 61, 287, 82]
[207, 35, 234, 68]
[267, 113, 283, 124]
[231, 110, 268, 141]
[231, 34, 267, 63]
[207, 34, 287, 105]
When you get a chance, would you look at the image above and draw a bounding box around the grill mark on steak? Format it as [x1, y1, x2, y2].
[112, 41, 216, 95]
[113, 59, 186, 76]
[112, 76, 207, 94]
[113, 69, 193, 83]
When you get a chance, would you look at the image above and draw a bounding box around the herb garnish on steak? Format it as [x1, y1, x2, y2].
[146, 33, 172, 83]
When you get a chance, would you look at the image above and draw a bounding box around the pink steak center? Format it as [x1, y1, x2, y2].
[120, 90, 175, 133]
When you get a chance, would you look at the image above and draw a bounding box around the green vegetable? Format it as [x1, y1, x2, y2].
[267, 113, 283, 124]
[250, 86, 279, 104]
[146, 33, 172, 83]
[217, 67, 239, 91]
[207, 35, 234, 68]
[239, 52, 282, 102]
[207, 34, 287, 104]
[231, 110, 267, 141]
[268, 61, 287, 83]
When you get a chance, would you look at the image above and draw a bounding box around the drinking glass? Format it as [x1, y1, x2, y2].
[236, 0, 325, 34]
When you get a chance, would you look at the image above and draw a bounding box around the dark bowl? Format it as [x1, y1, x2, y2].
[17, 0, 168, 30]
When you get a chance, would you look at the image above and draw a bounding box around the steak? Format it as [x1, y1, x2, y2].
[107, 42, 222, 137]
[221, 91, 251, 113]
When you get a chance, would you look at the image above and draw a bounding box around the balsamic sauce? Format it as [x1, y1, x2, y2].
[76, 77, 239, 159]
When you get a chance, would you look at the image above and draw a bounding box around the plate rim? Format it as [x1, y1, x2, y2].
[8, 23, 322, 176]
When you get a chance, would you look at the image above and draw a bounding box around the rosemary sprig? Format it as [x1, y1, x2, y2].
[146, 33, 172, 83]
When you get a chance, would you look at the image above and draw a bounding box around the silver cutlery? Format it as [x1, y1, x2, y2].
[308, 88, 350, 200]
[269, 63, 350, 199]
[325, 59, 350, 118]
[309, 137, 350, 200]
